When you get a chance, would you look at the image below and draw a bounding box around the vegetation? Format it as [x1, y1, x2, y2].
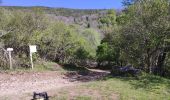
[0, 0, 170, 99]
[51, 74, 170, 100]
[1, 6, 105, 17]
[97, 0, 170, 77]
[0, 0, 170, 76]
[0, 0, 170, 77]
[0, 7, 102, 69]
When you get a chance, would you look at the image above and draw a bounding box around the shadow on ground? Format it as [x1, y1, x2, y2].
[62, 64, 110, 82]
[62, 64, 89, 72]
[42, 62, 170, 92]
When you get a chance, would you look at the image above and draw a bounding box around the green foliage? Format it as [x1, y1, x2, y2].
[99, 9, 116, 26]
[75, 48, 89, 60]
[0, 7, 102, 68]
[97, 0, 170, 77]
[120, 0, 170, 72]
[97, 42, 120, 63]
[116, 13, 129, 25]
[81, 29, 101, 56]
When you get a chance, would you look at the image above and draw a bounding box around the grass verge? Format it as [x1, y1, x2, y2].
[51, 74, 170, 100]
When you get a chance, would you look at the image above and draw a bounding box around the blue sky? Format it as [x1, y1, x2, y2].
[1, 0, 123, 9]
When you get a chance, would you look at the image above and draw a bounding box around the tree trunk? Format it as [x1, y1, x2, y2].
[156, 49, 167, 76]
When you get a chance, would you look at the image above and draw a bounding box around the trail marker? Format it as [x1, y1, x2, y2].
[7, 48, 13, 69]
[29, 45, 37, 69]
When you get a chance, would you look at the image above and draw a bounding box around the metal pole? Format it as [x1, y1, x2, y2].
[9, 51, 12, 69]
[30, 52, 33, 69]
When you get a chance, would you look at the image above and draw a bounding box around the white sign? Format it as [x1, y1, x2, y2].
[29, 45, 37, 69]
[6, 48, 13, 69]
[7, 48, 13, 52]
[29, 45, 37, 53]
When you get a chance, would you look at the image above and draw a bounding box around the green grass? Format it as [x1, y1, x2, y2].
[52, 74, 170, 100]
[75, 96, 92, 100]
[33, 61, 65, 72]
[0, 61, 65, 75]
[0, 61, 89, 75]
[87, 76, 169, 100]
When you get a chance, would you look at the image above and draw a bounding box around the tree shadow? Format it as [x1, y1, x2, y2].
[62, 64, 110, 82]
[62, 64, 89, 72]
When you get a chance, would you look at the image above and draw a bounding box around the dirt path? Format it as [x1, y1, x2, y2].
[0, 69, 111, 100]
[0, 71, 79, 99]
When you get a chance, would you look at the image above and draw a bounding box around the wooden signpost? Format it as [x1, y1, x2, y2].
[29, 45, 37, 69]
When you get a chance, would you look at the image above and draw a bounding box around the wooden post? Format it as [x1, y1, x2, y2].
[9, 51, 12, 69]
[30, 52, 34, 69]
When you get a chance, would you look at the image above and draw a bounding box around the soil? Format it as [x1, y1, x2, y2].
[0, 71, 78, 99]
[0, 69, 116, 100]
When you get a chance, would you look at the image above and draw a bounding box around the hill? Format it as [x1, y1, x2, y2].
[0, 6, 109, 30]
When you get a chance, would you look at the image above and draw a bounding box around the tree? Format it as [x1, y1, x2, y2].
[120, 0, 170, 74]
[99, 9, 116, 26]
[97, 0, 170, 76]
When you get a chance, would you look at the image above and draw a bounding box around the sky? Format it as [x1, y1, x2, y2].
[0, 0, 123, 9]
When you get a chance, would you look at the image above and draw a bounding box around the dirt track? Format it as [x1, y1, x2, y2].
[0, 69, 110, 100]
[0, 71, 78, 99]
